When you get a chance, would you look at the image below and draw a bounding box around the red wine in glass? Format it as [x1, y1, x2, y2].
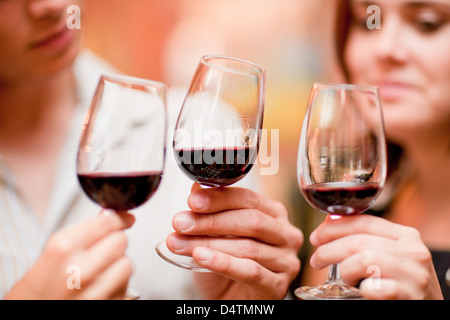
[78, 171, 163, 211]
[302, 182, 381, 216]
[174, 146, 257, 187]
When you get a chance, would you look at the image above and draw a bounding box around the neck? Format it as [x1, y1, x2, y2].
[0, 66, 78, 220]
[398, 129, 450, 250]
[402, 127, 450, 203]
[394, 126, 450, 249]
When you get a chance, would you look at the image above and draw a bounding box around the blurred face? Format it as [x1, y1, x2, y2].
[0, 0, 82, 83]
[344, 0, 450, 143]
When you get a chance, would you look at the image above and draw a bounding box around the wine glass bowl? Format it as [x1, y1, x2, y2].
[295, 83, 387, 300]
[156, 55, 265, 271]
[77, 75, 167, 212]
[173, 55, 265, 188]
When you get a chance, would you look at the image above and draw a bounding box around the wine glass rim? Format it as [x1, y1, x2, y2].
[200, 55, 265, 76]
[100, 73, 168, 91]
[313, 82, 379, 92]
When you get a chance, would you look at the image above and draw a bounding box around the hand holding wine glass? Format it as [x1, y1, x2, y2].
[6, 212, 135, 300]
[156, 55, 266, 272]
[308, 214, 443, 300]
[77, 74, 167, 298]
[295, 83, 387, 300]
[173, 183, 303, 299]
[154, 56, 302, 300]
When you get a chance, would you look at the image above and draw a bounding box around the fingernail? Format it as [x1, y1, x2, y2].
[174, 212, 195, 232]
[195, 247, 213, 262]
[189, 193, 208, 211]
[310, 231, 318, 245]
[309, 254, 319, 269]
[170, 235, 188, 252]
[100, 209, 114, 216]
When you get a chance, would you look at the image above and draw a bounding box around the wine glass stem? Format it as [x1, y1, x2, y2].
[328, 263, 343, 283]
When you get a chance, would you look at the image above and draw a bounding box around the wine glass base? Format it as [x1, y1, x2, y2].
[294, 281, 364, 300]
[155, 240, 211, 273]
[124, 288, 141, 300]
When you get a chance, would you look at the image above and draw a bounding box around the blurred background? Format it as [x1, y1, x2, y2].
[81, 0, 343, 238]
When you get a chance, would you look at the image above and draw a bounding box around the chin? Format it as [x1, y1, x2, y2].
[384, 116, 432, 146]
[32, 32, 82, 78]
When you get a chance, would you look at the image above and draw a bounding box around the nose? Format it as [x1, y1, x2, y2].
[27, 0, 67, 20]
[373, 16, 410, 65]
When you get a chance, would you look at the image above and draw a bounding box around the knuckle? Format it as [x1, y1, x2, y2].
[287, 254, 301, 276]
[98, 215, 118, 232]
[403, 226, 421, 240]
[400, 230, 431, 264]
[218, 254, 233, 275]
[311, 246, 326, 268]
[415, 269, 430, 288]
[45, 233, 73, 258]
[111, 231, 129, 251]
[358, 249, 378, 268]
[270, 276, 288, 299]
[237, 240, 260, 260]
[242, 188, 259, 208]
[205, 213, 217, 233]
[274, 201, 289, 218]
[79, 265, 95, 285]
[348, 235, 366, 254]
[382, 283, 401, 300]
[247, 210, 265, 233]
[120, 256, 134, 277]
[412, 245, 432, 265]
[407, 268, 431, 300]
[399, 227, 432, 264]
[350, 215, 368, 234]
[117, 231, 129, 245]
[289, 226, 304, 250]
[247, 262, 264, 284]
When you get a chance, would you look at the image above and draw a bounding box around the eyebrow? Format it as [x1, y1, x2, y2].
[350, 0, 450, 13]
[349, 0, 379, 6]
[351, 0, 450, 7]
[405, 1, 450, 16]
[406, 1, 450, 8]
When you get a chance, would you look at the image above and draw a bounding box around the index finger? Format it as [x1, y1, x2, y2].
[187, 183, 288, 218]
[55, 210, 135, 249]
[310, 214, 408, 247]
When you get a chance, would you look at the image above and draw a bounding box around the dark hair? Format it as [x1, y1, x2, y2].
[335, 0, 353, 80]
[334, 0, 404, 181]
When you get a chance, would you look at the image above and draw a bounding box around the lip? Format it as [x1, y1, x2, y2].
[375, 80, 417, 102]
[29, 27, 74, 51]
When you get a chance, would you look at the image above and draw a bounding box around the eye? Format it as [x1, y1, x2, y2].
[352, 17, 371, 31]
[417, 19, 442, 32]
[350, 8, 374, 31]
[414, 11, 445, 33]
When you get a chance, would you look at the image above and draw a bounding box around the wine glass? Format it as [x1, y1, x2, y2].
[156, 55, 265, 271]
[77, 74, 167, 299]
[295, 83, 387, 300]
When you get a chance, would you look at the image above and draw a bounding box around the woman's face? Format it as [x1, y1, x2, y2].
[344, 0, 450, 143]
[0, 0, 82, 83]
